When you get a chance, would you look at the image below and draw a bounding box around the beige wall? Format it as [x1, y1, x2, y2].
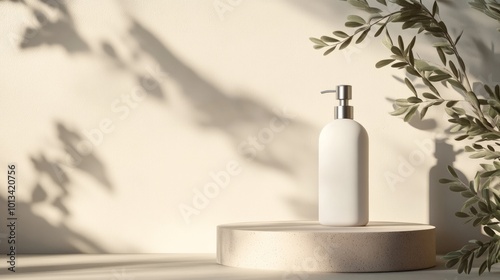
[0, 0, 498, 254]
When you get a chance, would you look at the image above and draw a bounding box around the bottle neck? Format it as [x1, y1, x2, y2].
[335, 106, 353, 119]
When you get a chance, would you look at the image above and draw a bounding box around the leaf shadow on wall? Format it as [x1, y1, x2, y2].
[15, 1, 89, 52]
[20, 122, 113, 253]
[2, 1, 170, 253]
[0, 1, 112, 254]
[128, 19, 318, 219]
[99, 40, 168, 100]
[469, 39, 500, 96]
[6, 0, 320, 257]
[429, 139, 484, 254]
[0, 194, 106, 254]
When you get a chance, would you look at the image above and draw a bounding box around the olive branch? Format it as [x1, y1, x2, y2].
[310, 0, 500, 275]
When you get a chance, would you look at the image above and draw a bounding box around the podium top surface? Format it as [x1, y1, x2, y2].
[218, 221, 435, 233]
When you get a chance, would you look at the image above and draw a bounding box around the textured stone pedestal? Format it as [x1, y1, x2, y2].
[217, 221, 435, 272]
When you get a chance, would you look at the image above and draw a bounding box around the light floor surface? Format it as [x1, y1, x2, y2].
[0, 254, 499, 280]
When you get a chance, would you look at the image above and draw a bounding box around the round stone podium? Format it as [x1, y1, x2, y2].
[217, 221, 435, 272]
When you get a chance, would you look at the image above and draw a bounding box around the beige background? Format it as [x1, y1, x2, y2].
[0, 0, 498, 254]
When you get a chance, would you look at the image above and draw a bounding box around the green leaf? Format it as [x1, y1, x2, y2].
[313, 45, 326, 49]
[365, 7, 383, 14]
[448, 79, 466, 92]
[390, 106, 408, 116]
[477, 245, 488, 257]
[458, 56, 466, 71]
[404, 106, 418, 122]
[309, 37, 327, 46]
[446, 258, 460, 268]
[347, 15, 366, 24]
[439, 178, 454, 184]
[402, 20, 416, 29]
[449, 60, 459, 77]
[461, 191, 475, 198]
[448, 166, 459, 178]
[450, 185, 468, 192]
[455, 30, 464, 45]
[455, 211, 470, 218]
[347, 0, 368, 8]
[405, 78, 417, 96]
[467, 255, 474, 274]
[457, 257, 467, 274]
[398, 35, 404, 53]
[346, 21, 364, 28]
[464, 198, 479, 210]
[320, 36, 339, 43]
[446, 101, 458, 107]
[407, 96, 422, 103]
[376, 0, 387, 5]
[405, 36, 416, 56]
[323, 46, 336, 56]
[483, 226, 496, 237]
[407, 49, 420, 65]
[485, 85, 495, 98]
[473, 217, 483, 227]
[470, 151, 486, 159]
[383, 29, 393, 48]
[375, 59, 395, 68]
[436, 47, 447, 65]
[333, 31, 349, 38]
[374, 21, 387, 37]
[479, 261, 488, 275]
[415, 60, 437, 71]
[406, 65, 419, 76]
[432, 1, 439, 16]
[423, 92, 439, 99]
[438, 21, 448, 33]
[465, 91, 480, 108]
[395, 98, 411, 107]
[391, 46, 403, 56]
[391, 62, 407, 68]
[478, 201, 489, 212]
[429, 74, 452, 82]
[339, 37, 353, 50]
[432, 41, 450, 48]
[420, 106, 429, 119]
[356, 28, 370, 44]
[423, 78, 440, 95]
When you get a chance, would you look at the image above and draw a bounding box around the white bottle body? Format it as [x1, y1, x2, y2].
[319, 119, 369, 226]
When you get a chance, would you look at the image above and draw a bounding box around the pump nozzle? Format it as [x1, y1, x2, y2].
[321, 85, 353, 119]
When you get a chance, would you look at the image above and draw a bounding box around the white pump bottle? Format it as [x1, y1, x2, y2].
[319, 85, 369, 226]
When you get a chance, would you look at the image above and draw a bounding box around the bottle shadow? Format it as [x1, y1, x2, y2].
[429, 138, 484, 254]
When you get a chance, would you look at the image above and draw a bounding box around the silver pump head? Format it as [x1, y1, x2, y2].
[320, 85, 353, 119]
